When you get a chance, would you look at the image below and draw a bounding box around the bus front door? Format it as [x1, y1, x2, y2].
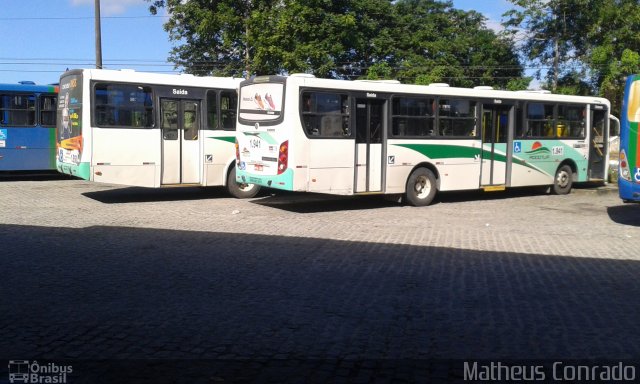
[355, 99, 385, 193]
[481, 103, 512, 187]
[161, 99, 201, 185]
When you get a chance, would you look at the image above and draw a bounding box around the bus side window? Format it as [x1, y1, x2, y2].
[40, 95, 57, 127]
[301, 92, 349, 137]
[515, 106, 526, 137]
[563, 105, 586, 138]
[94, 84, 153, 128]
[206, 90, 217, 130]
[527, 103, 554, 137]
[391, 96, 435, 137]
[220, 91, 237, 130]
[5, 94, 36, 126]
[0, 95, 7, 125]
[321, 115, 343, 136]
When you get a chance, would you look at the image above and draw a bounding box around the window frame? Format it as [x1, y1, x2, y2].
[205, 89, 239, 131]
[518, 102, 586, 139]
[39, 93, 58, 128]
[389, 95, 478, 139]
[0, 92, 37, 127]
[299, 89, 352, 139]
[390, 95, 436, 138]
[92, 82, 155, 129]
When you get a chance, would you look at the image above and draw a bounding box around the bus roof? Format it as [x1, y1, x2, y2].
[0, 82, 59, 93]
[62, 68, 243, 89]
[246, 75, 611, 107]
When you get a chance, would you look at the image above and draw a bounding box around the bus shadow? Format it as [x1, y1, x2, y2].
[83, 186, 232, 204]
[253, 191, 398, 213]
[607, 204, 640, 226]
[0, 171, 75, 182]
[436, 187, 547, 204]
[254, 187, 547, 213]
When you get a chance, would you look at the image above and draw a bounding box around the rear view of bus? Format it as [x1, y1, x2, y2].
[619, 74, 640, 201]
[235, 76, 292, 190]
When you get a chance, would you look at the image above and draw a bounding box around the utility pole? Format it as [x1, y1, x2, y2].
[95, 0, 103, 69]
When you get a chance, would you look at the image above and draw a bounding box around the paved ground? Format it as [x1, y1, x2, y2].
[1, 175, 639, 383]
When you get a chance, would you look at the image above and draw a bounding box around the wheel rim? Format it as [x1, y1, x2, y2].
[556, 170, 570, 188]
[414, 175, 431, 199]
[238, 182, 255, 192]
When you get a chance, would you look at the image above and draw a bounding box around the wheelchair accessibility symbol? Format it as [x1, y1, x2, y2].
[513, 141, 522, 153]
[634, 168, 640, 183]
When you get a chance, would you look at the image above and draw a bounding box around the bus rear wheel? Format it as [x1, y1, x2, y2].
[405, 168, 437, 206]
[227, 166, 260, 199]
[552, 164, 573, 195]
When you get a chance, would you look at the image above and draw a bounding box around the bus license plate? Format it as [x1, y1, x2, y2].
[254, 164, 264, 171]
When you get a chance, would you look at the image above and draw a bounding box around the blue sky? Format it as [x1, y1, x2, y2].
[0, 0, 513, 86]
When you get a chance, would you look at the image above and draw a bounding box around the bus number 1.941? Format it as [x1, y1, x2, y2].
[250, 138, 261, 149]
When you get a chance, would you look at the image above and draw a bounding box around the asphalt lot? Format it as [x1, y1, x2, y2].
[1, 175, 639, 383]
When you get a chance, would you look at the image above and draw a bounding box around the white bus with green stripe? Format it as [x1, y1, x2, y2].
[56, 69, 258, 198]
[235, 74, 613, 206]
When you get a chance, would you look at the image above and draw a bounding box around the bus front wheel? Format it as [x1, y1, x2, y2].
[227, 166, 260, 199]
[405, 168, 437, 206]
[552, 165, 573, 195]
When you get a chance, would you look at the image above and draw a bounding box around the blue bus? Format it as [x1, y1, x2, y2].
[0, 81, 59, 171]
[619, 74, 640, 201]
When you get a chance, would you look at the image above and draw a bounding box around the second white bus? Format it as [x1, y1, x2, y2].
[235, 74, 615, 206]
[56, 69, 258, 198]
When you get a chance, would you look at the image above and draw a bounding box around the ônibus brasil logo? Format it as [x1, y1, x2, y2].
[8, 360, 72, 383]
[525, 141, 551, 159]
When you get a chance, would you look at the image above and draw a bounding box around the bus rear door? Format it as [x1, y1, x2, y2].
[481, 102, 512, 188]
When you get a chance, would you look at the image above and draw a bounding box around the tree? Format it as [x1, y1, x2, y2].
[503, 0, 640, 114]
[392, 0, 524, 88]
[584, 0, 640, 114]
[502, 0, 588, 92]
[148, 0, 526, 88]
[248, 0, 396, 78]
[148, 0, 277, 77]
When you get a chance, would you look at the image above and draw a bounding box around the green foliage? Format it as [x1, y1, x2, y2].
[505, 77, 533, 91]
[504, 0, 640, 115]
[363, 62, 394, 80]
[146, 0, 526, 87]
[502, 0, 588, 92]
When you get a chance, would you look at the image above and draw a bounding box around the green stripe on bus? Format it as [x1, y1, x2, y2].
[48, 128, 56, 168]
[395, 143, 540, 172]
[394, 143, 481, 159]
[631, 121, 639, 171]
[208, 136, 235, 144]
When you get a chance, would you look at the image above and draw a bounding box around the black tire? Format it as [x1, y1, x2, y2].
[226, 166, 260, 199]
[405, 167, 437, 206]
[552, 164, 573, 195]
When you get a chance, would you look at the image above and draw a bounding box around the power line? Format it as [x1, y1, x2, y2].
[0, 15, 169, 21]
[0, 57, 171, 63]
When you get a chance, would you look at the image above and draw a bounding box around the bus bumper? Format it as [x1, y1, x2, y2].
[618, 179, 640, 201]
[236, 168, 294, 191]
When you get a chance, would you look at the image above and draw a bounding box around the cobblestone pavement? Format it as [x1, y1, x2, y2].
[1, 176, 639, 383]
